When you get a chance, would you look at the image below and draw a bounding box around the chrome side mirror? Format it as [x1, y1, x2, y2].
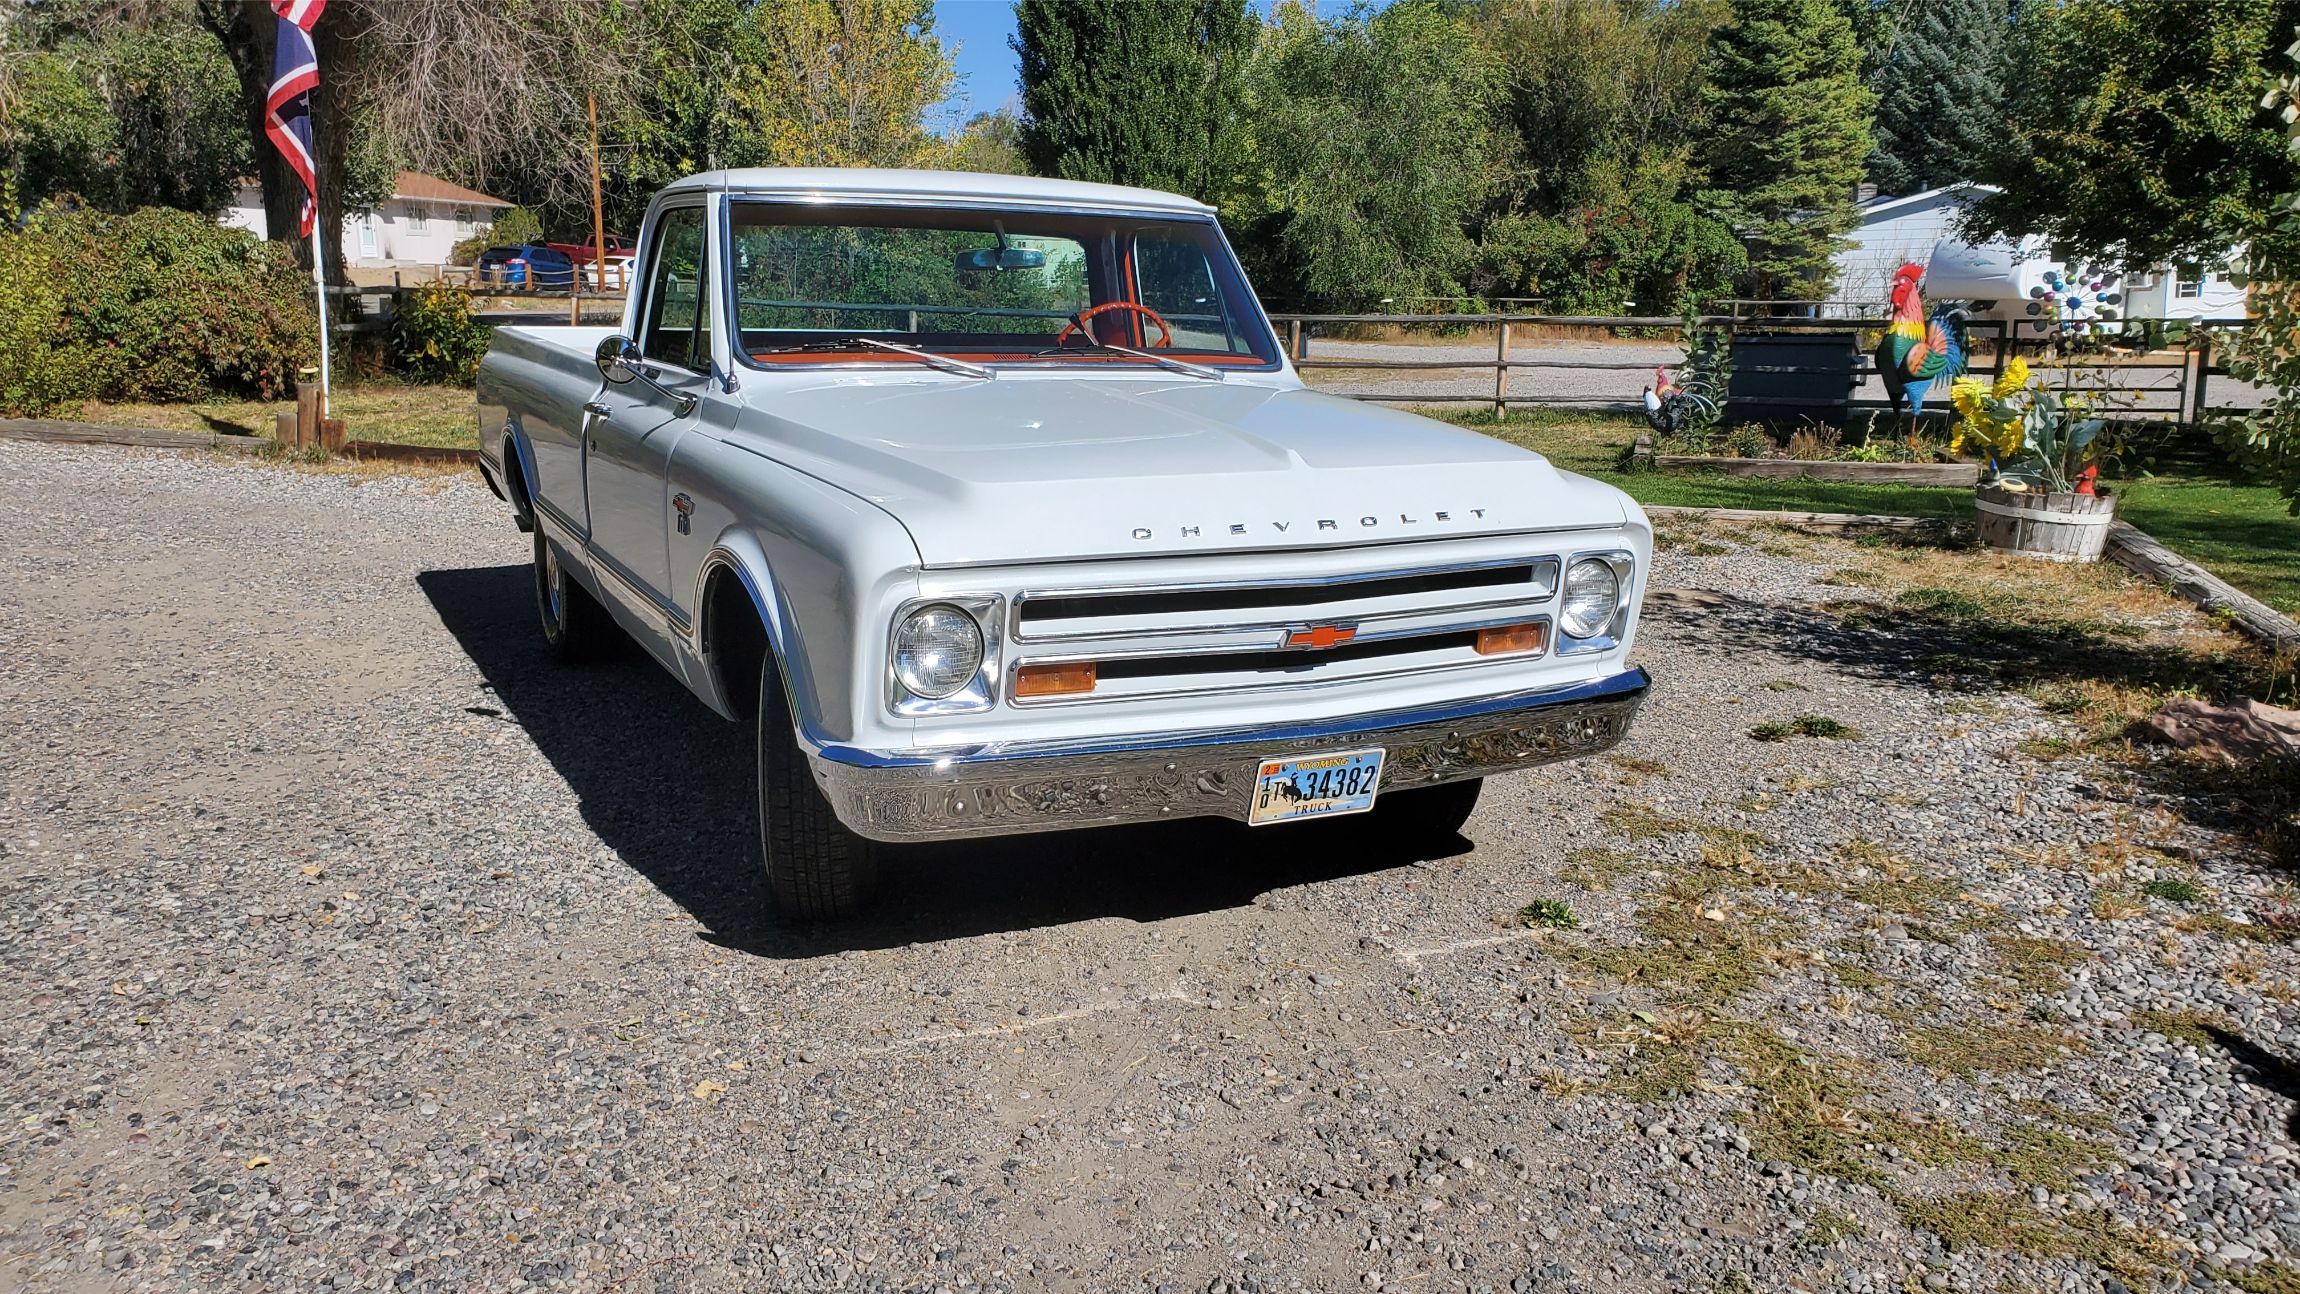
[592, 333, 697, 417]
[595, 334, 643, 385]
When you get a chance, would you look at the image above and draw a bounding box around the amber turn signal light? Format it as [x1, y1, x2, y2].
[1474, 622, 1548, 656]
[1014, 661, 1098, 698]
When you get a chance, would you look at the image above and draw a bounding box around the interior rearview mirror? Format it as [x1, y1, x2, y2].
[595, 334, 642, 384]
[954, 247, 1047, 272]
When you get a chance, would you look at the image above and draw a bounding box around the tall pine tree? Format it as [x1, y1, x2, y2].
[1012, 0, 1255, 206]
[1866, 0, 2011, 197]
[1696, 0, 1876, 301]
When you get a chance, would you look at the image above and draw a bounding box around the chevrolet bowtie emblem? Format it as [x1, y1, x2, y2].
[1285, 624, 1357, 649]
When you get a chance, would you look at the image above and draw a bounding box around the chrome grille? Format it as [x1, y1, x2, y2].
[1005, 555, 1563, 705]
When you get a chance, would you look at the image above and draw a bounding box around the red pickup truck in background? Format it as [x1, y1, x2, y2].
[546, 237, 638, 290]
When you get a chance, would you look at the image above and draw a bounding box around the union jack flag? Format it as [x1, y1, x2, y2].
[264, 0, 326, 238]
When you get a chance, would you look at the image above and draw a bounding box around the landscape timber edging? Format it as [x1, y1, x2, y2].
[1631, 434, 1981, 485]
[0, 418, 267, 454]
[1651, 455, 1980, 485]
[0, 419, 479, 469]
[1647, 504, 2300, 652]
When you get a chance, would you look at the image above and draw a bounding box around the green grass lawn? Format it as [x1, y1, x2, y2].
[1435, 407, 2300, 615]
[81, 382, 479, 451]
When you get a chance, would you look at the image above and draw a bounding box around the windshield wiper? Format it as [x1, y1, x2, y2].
[753, 336, 992, 380]
[1031, 338, 1224, 381]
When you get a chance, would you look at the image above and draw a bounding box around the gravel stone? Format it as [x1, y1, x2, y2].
[0, 442, 2291, 1293]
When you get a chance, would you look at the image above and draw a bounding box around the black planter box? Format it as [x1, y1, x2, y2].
[1726, 332, 1860, 426]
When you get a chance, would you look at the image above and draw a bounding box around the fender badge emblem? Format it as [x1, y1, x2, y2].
[673, 493, 694, 535]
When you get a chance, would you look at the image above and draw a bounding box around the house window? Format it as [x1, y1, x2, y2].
[406, 203, 429, 234]
[454, 206, 475, 234]
[2175, 262, 2202, 299]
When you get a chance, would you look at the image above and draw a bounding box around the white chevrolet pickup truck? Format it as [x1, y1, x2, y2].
[475, 168, 1651, 917]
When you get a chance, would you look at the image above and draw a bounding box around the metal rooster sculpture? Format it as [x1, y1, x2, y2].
[1641, 324, 1726, 437]
[1642, 366, 1697, 436]
[1875, 262, 1968, 430]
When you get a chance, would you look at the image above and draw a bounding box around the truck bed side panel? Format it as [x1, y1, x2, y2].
[475, 326, 616, 536]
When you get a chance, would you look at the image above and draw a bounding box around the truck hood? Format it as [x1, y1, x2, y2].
[720, 375, 1630, 566]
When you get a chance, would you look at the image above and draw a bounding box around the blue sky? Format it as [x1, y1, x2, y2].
[929, 1, 1334, 132]
[933, 1, 1023, 129]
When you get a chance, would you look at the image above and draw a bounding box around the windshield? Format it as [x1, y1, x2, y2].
[727, 202, 1277, 367]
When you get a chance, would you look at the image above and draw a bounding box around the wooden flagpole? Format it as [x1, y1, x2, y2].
[589, 92, 610, 309]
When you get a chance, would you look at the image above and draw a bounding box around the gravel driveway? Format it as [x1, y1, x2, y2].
[2, 443, 2293, 1293]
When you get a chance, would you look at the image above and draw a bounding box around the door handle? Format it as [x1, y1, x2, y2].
[582, 400, 612, 417]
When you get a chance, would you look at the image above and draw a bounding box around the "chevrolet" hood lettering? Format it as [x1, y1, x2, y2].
[1132, 509, 1487, 542]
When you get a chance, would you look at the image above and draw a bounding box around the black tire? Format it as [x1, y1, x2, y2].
[1368, 777, 1483, 851]
[533, 529, 607, 662]
[756, 655, 879, 919]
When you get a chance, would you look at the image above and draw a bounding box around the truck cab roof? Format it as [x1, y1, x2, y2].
[659, 167, 1217, 216]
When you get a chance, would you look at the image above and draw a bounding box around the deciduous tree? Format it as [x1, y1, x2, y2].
[937, 111, 1028, 177]
[2214, 24, 2300, 515]
[732, 0, 953, 169]
[1473, 0, 1739, 313]
[1238, 0, 1503, 310]
[1966, 0, 2300, 268]
[0, 12, 247, 217]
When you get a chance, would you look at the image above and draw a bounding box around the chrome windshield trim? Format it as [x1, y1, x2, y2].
[716, 190, 1214, 218]
[717, 201, 1285, 375]
[814, 666, 1649, 769]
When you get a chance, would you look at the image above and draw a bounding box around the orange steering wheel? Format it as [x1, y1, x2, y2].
[1056, 301, 1173, 349]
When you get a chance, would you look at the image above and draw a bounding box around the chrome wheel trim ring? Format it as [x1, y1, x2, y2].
[541, 541, 565, 628]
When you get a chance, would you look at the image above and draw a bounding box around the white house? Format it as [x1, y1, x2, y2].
[221, 171, 513, 268]
[1828, 183, 2248, 328]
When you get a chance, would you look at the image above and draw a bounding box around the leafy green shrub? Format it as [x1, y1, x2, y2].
[450, 205, 546, 266]
[491, 206, 544, 247]
[0, 225, 95, 416]
[1723, 423, 1774, 458]
[390, 282, 492, 385]
[33, 204, 315, 402]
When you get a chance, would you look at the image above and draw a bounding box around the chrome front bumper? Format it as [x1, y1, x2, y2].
[808, 667, 1649, 842]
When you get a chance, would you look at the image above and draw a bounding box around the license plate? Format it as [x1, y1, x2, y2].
[1248, 748, 1386, 826]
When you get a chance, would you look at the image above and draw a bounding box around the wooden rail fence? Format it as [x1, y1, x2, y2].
[1263, 311, 2244, 425]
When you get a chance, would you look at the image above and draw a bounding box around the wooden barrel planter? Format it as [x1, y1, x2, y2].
[1973, 484, 2117, 562]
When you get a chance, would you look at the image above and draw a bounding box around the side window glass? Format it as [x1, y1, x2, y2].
[642, 208, 710, 369]
[1134, 230, 1237, 352]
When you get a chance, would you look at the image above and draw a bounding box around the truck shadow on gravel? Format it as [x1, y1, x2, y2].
[420, 565, 1451, 956]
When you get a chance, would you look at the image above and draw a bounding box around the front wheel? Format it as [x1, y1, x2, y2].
[533, 529, 607, 662]
[756, 656, 880, 919]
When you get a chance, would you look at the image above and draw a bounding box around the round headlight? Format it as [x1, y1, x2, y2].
[892, 604, 984, 699]
[1559, 558, 1622, 639]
